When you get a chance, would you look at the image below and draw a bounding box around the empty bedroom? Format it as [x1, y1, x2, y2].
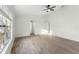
[0, 5, 79, 54]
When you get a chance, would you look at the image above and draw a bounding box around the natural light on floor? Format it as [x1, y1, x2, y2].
[40, 29, 52, 35]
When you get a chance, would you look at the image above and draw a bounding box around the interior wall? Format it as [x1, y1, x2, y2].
[49, 6, 79, 41]
[15, 15, 50, 37]
[15, 6, 79, 42]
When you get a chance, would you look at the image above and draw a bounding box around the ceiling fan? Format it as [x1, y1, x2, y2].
[43, 5, 56, 12]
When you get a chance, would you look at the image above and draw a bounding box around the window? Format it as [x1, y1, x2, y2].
[0, 6, 12, 53]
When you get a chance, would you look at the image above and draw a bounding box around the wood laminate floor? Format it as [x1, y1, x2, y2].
[11, 35, 79, 54]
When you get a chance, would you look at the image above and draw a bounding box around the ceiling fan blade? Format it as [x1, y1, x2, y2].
[51, 6, 56, 8]
[50, 8, 54, 11]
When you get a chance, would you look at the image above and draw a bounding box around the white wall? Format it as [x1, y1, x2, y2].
[49, 6, 79, 41]
[15, 6, 79, 42]
[15, 14, 50, 37]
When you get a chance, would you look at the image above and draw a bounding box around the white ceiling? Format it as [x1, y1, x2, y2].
[14, 5, 45, 15]
[8, 5, 62, 18]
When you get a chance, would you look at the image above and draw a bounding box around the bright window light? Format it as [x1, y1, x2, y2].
[40, 29, 48, 35]
[40, 29, 53, 35]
